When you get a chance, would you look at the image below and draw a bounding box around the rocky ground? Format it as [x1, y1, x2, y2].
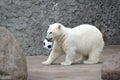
[27, 45, 120, 80]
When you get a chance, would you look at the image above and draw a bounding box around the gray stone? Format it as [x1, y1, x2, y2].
[0, 0, 119, 55]
[0, 27, 27, 80]
[102, 53, 120, 80]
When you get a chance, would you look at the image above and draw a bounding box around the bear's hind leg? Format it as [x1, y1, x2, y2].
[83, 50, 101, 64]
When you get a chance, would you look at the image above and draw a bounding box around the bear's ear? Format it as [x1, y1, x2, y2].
[58, 25, 61, 29]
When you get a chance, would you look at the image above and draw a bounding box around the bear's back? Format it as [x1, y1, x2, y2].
[65, 24, 104, 53]
[73, 24, 99, 32]
[70, 24, 102, 38]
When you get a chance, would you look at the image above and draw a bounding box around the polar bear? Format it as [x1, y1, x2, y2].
[42, 23, 104, 65]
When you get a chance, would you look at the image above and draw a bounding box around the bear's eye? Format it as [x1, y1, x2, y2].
[49, 32, 52, 34]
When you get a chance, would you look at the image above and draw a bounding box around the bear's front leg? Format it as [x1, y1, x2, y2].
[61, 50, 76, 66]
[42, 50, 60, 65]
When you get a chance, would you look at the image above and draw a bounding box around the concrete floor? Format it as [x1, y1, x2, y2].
[27, 45, 120, 80]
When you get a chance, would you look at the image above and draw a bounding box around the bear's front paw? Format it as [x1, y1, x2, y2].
[61, 61, 72, 66]
[42, 61, 52, 65]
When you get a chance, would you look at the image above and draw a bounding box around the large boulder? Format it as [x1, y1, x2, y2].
[0, 27, 27, 80]
[102, 53, 120, 80]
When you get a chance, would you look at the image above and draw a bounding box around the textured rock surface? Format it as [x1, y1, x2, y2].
[0, 27, 27, 80]
[0, 0, 120, 55]
[102, 53, 120, 80]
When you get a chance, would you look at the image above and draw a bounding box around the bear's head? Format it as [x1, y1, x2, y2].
[46, 23, 63, 42]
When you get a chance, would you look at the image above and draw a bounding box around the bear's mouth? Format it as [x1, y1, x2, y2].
[46, 38, 53, 42]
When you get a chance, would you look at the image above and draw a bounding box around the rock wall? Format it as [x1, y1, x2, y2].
[0, 0, 120, 55]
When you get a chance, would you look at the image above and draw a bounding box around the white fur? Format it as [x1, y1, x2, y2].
[42, 23, 104, 65]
